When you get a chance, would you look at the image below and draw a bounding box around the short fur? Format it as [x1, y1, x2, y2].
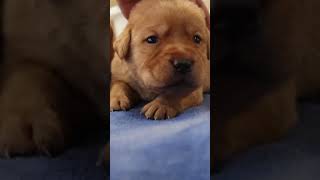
[110, 0, 210, 119]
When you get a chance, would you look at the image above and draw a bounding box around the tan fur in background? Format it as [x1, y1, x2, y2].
[0, 0, 108, 156]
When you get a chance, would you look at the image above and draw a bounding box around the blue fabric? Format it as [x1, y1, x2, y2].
[214, 103, 320, 180]
[0, 136, 106, 180]
[110, 95, 210, 180]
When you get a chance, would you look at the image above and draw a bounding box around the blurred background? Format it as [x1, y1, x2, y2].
[111, 0, 117, 6]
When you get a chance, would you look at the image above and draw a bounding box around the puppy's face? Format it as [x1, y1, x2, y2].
[114, 0, 210, 91]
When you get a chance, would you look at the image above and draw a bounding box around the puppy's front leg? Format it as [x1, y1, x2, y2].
[110, 80, 139, 111]
[142, 87, 203, 120]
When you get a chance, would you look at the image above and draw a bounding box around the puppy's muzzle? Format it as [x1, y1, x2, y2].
[171, 58, 193, 74]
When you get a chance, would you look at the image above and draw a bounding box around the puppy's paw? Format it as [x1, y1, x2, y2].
[110, 95, 132, 111]
[0, 108, 65, 157]
[141, 100, 179, 120]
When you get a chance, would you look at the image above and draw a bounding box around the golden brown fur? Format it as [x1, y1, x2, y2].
[110, 0, 210, 119]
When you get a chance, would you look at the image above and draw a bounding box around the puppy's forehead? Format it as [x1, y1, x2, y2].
[129, 0, 206, 30]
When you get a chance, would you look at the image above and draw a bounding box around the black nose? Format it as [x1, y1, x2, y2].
[172, 59, 193, 73]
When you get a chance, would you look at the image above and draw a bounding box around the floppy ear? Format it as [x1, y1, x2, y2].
[109, 23, 114, 61]
[113, 25, 131, 60]
[206, 29, 210, 60]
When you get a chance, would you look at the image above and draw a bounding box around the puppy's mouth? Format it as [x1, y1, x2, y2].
[147, 79, 198, 92]
[140, 57, 201, 92]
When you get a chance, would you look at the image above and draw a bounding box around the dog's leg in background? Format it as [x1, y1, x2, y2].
[0, 62, 100, 156]
[213, 75, 298, 165]
[0, 63, 69, 156]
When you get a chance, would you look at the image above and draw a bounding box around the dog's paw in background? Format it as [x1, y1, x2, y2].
[0, 106, 65, 157]
[0, 65, 69, 157]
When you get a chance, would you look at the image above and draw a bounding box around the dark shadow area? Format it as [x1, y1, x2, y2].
[213, 0, 320, 179]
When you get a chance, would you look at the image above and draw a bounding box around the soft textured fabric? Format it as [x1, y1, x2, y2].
[0, 135, 106, 180]
[214, 103, 320, 180]
[110, 95, 211, 180]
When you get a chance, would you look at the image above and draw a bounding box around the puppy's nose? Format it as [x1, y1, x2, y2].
[172, 59, 193, 74]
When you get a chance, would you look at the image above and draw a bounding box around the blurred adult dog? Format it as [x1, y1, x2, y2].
[110, 0, 210, 120]
[0, 0, 108, 156]
[214, 0, 320, 167]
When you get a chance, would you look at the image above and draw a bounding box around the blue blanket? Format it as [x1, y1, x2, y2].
[214, 103, 320, 180]
[110, 95, 211, 180]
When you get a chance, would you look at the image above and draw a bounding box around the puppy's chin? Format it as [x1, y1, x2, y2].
[139, 69, 176, 90]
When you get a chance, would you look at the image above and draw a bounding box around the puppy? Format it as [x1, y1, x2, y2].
[214, 0, 320, 167]
[110, 0, 210, 120]
[0, 0, 108, 156]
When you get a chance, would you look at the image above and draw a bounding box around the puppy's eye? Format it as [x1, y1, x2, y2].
[146, 36, 158, 44]
[193, 34, 202, 44]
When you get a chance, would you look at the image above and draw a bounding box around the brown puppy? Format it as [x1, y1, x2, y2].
[110, 0, 210, 119]
[0, 0, 108, 156]
[214, 0, 320, 167]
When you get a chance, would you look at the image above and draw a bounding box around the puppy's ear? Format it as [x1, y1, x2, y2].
[113, 25, 131, 60]
[206, 29, 210, 60]
[109, 23, 114, 61]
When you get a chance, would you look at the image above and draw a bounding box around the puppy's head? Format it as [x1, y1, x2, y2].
[114, 0, 210, 90]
